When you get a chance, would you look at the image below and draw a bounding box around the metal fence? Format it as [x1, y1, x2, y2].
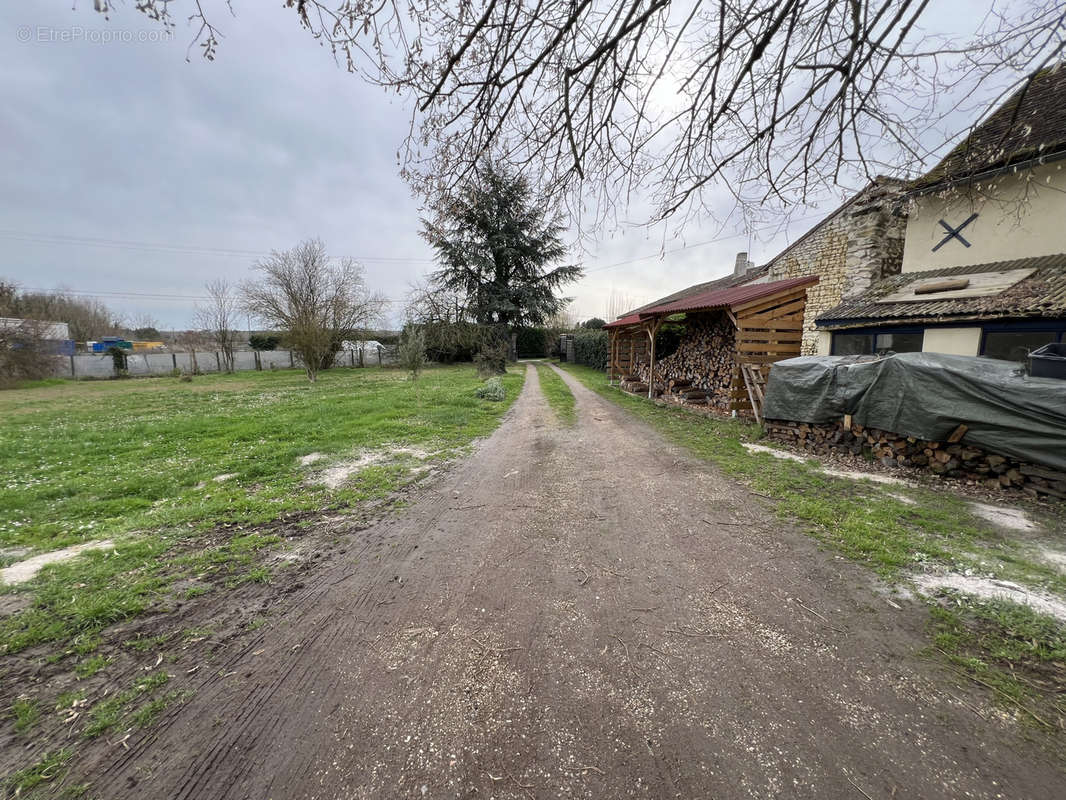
[52, 347, 398, 379]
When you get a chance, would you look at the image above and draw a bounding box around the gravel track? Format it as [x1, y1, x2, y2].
[80, 363, 1062, 799]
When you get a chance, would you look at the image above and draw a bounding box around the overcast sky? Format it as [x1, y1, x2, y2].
[0, 2, 1019, 329]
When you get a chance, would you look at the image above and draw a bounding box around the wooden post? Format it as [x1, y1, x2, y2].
[645, 317, 662, 399]
[350, 349, 355, 367]
[612, 332, 621, 383]
[609, 330, 618, 384]
[289, 350, 294, 368]
[215, 351, 222, 371]
[378, 346, 383, 366]
[172, 352, 177, 370]
[70, 354, 75, 377]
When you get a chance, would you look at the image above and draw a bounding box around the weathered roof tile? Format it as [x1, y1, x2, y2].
[912, 64, 1066, 190]
[816, 254, 1066, 327]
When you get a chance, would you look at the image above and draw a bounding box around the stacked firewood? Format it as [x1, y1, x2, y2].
[619, 374, 649, 395]
[764, 418, 1066, 499]
[631, 314, 736, 408]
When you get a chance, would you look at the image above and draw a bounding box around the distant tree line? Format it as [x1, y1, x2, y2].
[0, 280, 120, 342]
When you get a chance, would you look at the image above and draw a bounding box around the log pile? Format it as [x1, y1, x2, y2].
[632, 313, 736, 409]
[619, 374, 650, 395]
[764, 418, 1066, 499]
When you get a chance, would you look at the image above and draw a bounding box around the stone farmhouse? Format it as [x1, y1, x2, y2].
[816, 64, 1066, 359]
[605, 64, 1066, 412]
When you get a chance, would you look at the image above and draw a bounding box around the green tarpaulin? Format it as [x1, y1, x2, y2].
[763, 352, 1066, 471]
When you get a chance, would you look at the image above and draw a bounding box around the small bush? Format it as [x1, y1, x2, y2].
[248, 334, 280, 351]
[180, 374, 193, 383]
[398, 326, 427, 379]
[475, 335, 509, 377]
[475, 376, 506, 401]
[168, 367, 182, 378]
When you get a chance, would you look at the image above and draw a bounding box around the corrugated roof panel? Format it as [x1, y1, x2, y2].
[603, 314, 642, 329]
[638, 275, 818, 317]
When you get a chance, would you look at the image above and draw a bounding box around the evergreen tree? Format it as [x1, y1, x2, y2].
[422, 164, 582, 373]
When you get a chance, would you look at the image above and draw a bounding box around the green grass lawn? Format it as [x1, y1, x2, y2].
[559, 362, 1066, 732]
[0, 365, 524, 655]
[535, 363, 576, 425]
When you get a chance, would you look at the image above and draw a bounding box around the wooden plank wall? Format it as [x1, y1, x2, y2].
[611, 329, 647, 380]
[728, 287, 808, 415]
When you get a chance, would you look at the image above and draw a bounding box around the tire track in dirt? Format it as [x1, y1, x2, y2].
[80, 363, 1062, 799]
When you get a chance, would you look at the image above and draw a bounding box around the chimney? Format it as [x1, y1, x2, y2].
[734, 251, 752, 276]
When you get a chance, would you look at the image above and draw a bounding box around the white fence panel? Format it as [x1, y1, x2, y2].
[233, 351, 258, 371]
[71, 354, 115, 379]
[51, 347, 398, 380]
[259, 350, 292, 370]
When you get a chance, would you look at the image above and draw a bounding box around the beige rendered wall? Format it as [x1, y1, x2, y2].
[922, 327, 982, 356]
[902, 162, 1066, 273]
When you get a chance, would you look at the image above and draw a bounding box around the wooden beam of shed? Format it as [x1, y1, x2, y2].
[644, 317, 663, 399]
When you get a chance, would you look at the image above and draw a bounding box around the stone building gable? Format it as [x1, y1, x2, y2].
[764, 178, 906, 353]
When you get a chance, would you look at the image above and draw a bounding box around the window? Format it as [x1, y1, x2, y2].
[831, 328, 924, 355]
[981, 327, 1065, 362]
[874, 331, 923, 353]
[832, 333, 873, 355]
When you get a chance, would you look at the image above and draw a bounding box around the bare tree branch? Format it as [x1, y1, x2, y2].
[104, 1, 1066, 227]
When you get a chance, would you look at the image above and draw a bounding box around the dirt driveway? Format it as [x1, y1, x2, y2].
[81, 364, 1061, 799]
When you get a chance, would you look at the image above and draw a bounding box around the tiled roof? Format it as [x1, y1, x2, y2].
[639, 275, 818, 317]
[816, 254, 1066, 328]
[912, 64, 1066, 190]
[622, 265, 770, 317]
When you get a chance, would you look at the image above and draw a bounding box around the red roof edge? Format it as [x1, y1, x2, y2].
[638, 275, 818, 317]
[603, 314, 643, 329]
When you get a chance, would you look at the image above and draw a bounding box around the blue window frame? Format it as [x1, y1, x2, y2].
[979, 320, 1066, 362]
[830, 326, 925, 356]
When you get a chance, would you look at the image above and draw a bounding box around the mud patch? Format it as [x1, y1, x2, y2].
[822, 468, 911, 487]
[969, 502, 1038, 532]
[913, 572, 1066, 623]
[1, 540, 115, 585]
[1037, 547, 1066, 574]
[300, 452, 326, 466]
[742, 443, 807, 463]
[313, 446, 431, 489]
[0, 594, 31, 617]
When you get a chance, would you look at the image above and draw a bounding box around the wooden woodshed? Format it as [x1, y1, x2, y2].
[604, 276, 818, 420]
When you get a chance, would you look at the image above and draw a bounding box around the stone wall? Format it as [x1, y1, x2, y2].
[764, 178, 907, 354]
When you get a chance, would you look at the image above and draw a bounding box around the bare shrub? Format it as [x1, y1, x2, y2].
[0, 318, 61, 388]
[195, 279, 241, 373]
[398, 325, 427, 380]
[242, 239, 386, 383]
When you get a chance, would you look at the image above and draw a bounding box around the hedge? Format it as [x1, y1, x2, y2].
[573, 330, 608, 370]
[515, 327, 550, 358]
